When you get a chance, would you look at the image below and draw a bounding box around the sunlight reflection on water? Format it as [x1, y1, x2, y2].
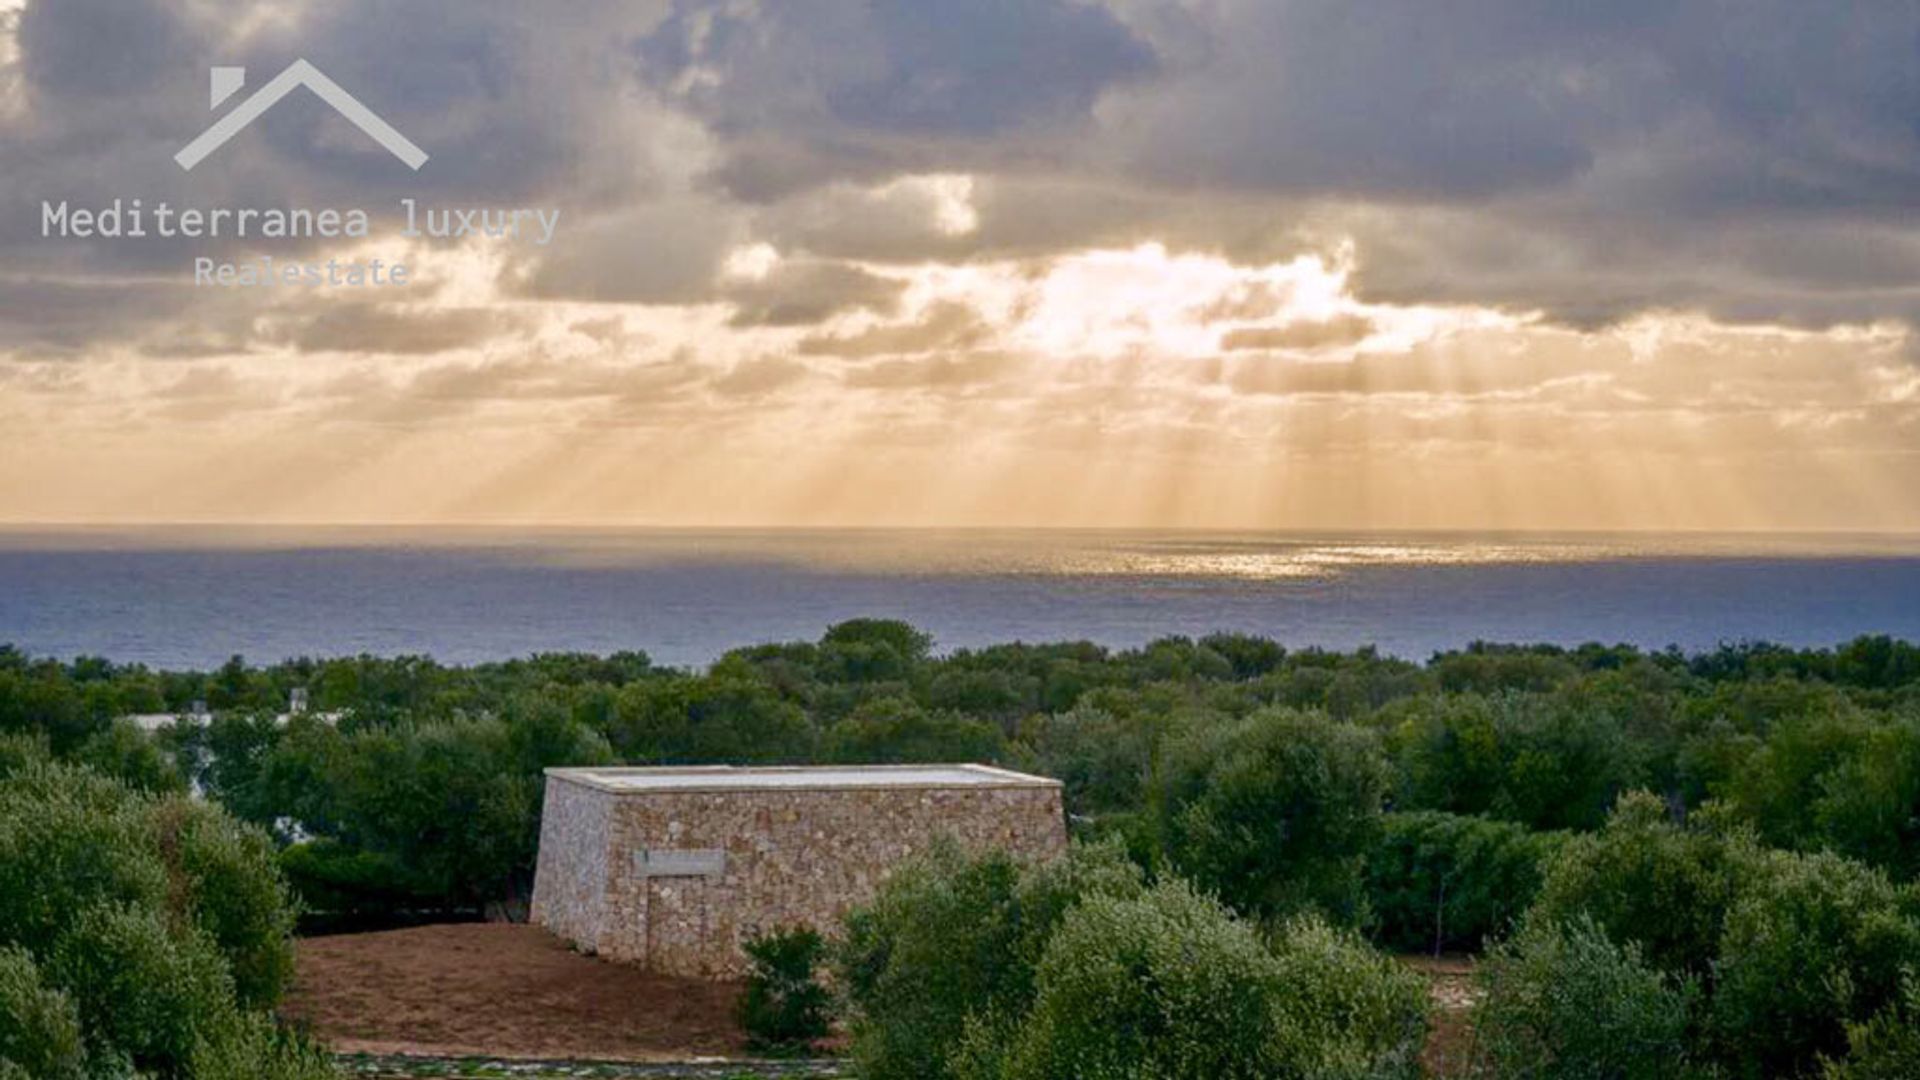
[3, 528, 1919, 667]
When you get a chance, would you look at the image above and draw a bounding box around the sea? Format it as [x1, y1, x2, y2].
[2, 527, 1919, 670]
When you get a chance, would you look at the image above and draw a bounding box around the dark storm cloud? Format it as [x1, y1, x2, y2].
[636, 0, 1156, 200]
[17, 0, 202, 102]
[1109, 1, 1920, 210]
[3, 0, 1919, 345]
[640, 0, 1153, 136]
[639, 0, 1920, 328]
[1110, 0, 1920, 326]
[0, 0, 691, 346]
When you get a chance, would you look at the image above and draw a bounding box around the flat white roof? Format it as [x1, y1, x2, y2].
[546, 764, 1060, 794]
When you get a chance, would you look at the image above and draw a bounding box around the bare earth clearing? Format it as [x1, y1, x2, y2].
[283, 924, 747, 1062]
[288, 924, 1481, 1077]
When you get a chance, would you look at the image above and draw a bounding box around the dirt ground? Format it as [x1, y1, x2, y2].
[283, 924, 749, 1062]
[288, 924, 1482, 1074]
[1402, 954, 1481, 1077]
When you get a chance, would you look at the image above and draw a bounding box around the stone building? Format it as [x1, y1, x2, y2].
[529, 764, 1068, 978]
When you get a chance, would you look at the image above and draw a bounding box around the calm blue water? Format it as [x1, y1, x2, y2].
[1, 528, 1918, 669]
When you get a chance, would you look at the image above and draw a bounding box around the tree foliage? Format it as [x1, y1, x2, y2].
[0, 763, 322, 1079]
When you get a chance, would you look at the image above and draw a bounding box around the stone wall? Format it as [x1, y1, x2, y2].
[528, 774, 613, 952]
[531, 775, 1067, 979]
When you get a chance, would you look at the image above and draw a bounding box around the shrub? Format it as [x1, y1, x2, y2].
[823, 697, 1006, 765]
[737, 926, 832, 1051]
[1158, 708, 1387, 925]
[962, 881, 1424, 1080]
[74, 718, 187, 795]
[0, 762, 320, 1078]
[1263, 914, 1429, 1078]
[1026, 704, 1160, 816]
[0, 764, 169, 957]
[0, 732, 50, 779]
[1823, 975, 1920, 1079]
[190, 1011, 340, 1080]
[1528, 791, 1759, 979]
[46, 902, 237, 1074]
[837, 839, 1144, 1080]
[1365, 811, 1567, 954]
[279, 839, 435, 920]
[149, 795, 298, 1008]
[1474, 917, 1696, 1080]
[248, 709, 610, 916]
[1710, 850, 1920, 1077]
[0, 946, 85, 1080]
[1512, 795, 1920, 1078]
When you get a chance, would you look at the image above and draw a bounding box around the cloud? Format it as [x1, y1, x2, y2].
[721, 259, 904, 327]
[798, 300, 988, 358]
[637, 0, 1155, 199]
[264, 304, 519, 356]
[1221, 315, 1374, 353]
[2, 0, 1919, 530]
[712, 355, 809, 398]
[507, 200, 744, 305]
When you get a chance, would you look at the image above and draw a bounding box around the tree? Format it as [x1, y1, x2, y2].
[1529, 792, 1760, 979]
[1158, 708, 1388, 924]
[824, 697, 1005, 765]
[1473, 917, 1697, 1080]
[609, 673, 813, 764]
[837, 840, 1144, 1080]
[1364, 811, 1567, 954]
[960, 881, 1425, 1080]
[819, 619, 933, 683]
[0, 762, 322, 1078]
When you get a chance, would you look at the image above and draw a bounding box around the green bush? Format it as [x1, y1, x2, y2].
[737, 926, 832, 1051]
[279, 839, 436, 920]
[823, 697, 1006, 765]
[1473, 917, 1696, 1080]
[1263, 914, 1429, 1078]
[1384, 690, 1647, 833]
[0, 762, 323, 1079]
[0, 731, 51, 779]
[836, 839, 1144, 1080]
[189, 1011, 339, 1080]
[1710, 850, 1920, 1077]
[1808, 717, 1920, 881]
[47, 902, 237, 1074]
[149, 795, 298, 1008]
[1027, 704, 1161, 816]
[1823, 976, 1920, 1079]
[0, 764, 169, 957]
[960, 881, 1424, 1080]
[1510, 795, 1920, 1078]
[0, 946, 85, 1080]
[1365, 811, 1567, 953]
[74, 718, 187, 795]
[234, 708, 611, 917]
[1528, 792, 1759, 978]
[1158, 708, 1387, 925]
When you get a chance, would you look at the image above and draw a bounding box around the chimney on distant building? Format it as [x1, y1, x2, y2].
[289, 688, 310, 715]
[190, 700, 209, 718]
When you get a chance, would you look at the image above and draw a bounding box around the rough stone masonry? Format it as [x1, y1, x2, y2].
[530, 765, 1068, 978]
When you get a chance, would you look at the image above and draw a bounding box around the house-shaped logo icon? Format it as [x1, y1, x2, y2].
[176, 59, 428, 172]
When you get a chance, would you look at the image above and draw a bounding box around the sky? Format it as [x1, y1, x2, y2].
[0, 0, 1916, 532]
